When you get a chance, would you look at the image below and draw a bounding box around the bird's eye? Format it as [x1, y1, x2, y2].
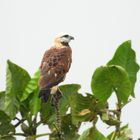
[62, 35, 69, 38]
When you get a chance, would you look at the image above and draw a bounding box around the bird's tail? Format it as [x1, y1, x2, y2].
[39, 88, 51, 102]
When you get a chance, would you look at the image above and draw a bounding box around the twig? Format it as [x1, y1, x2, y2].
[114, 88, 122, 137]
[32, 133, 51, 138]
[13, 133, 26, 137]
[14, 119, 25, 127]
[108, 109, 120, 115]
[0, 133, 26, 138]
[14, 117, 21, 121]
[110, 132, 116, 140]
[34, 121, 42, 128]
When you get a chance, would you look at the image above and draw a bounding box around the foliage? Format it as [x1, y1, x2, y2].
[78, 127, 108, 140]
[0, 40, 139, 140]
[91, 65, 132, 103]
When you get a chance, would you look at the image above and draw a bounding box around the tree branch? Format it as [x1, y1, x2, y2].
[0, 133, 26, 139]
[114, 88, 122, 137]
[53, 88, 64, 140]
[14, 119, 25, 127]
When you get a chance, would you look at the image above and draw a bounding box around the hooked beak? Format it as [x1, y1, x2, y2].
[70, 36, 74, 40]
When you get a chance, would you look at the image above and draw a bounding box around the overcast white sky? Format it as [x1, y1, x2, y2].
[0, 0, 140, 139]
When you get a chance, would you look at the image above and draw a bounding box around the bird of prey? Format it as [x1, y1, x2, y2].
[39, 34, 74, 102]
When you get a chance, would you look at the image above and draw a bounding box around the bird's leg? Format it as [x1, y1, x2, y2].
[50, 86, 59, 106]
[51, 86, 58, 95]
[56, 87, 63, 99]
[51, 86, 62, 105]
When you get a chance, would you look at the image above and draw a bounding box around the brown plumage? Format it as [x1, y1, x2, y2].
[39, 34, 74, 102]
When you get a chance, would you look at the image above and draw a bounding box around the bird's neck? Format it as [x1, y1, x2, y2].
[54, 41, 69, 48]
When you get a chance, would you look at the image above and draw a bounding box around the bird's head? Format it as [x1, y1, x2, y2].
[54, 33, 74, 48]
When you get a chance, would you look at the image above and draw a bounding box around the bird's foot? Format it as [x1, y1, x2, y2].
[51, 87, 62, 106]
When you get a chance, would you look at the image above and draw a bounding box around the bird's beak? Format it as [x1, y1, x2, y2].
[70, 36, 74, 40]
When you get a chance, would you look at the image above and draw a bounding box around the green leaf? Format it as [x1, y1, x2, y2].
[20, 70, 40, 117]
[29, 88, 41, 115]
[61, 114, 80, 140]
[40, 84, 81, 128]
[107, 124, 132, 140]
[0, 123, 15, 135]
[4, 60, 30, 119]
[91, 65, 132, 103]
[21, 123, 31, 135]
[19, 100, 30, 120]
[101, 113, 120, 126]
[0, 91, 5, 110]
[60, 84, 106, 125]
[40, 97, 55, 127]
[21, 70, 40, 101]
[48, 114, 80, 140]
[20, 89, 41, 119]
[78, 127, 108, 140]
[0, 110, 11, 123]
[59, 84, 81, 116]
[0, 111, 15, 137]
[70, 93, 97, 125]
[107, 125, 129, 139]
[107, 40, 140, 96]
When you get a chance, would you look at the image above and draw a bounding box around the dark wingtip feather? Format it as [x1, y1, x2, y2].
[39, 89, 51, 102]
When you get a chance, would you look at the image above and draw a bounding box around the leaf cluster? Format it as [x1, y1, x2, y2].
[0, 40, 139, 140]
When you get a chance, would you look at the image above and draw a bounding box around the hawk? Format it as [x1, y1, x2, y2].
[39, 34, 74, 102]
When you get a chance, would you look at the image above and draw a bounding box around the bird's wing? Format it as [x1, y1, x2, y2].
[39, 47, 72, 89]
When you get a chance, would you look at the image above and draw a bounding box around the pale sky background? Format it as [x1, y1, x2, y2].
[0, 0, 140, 140]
